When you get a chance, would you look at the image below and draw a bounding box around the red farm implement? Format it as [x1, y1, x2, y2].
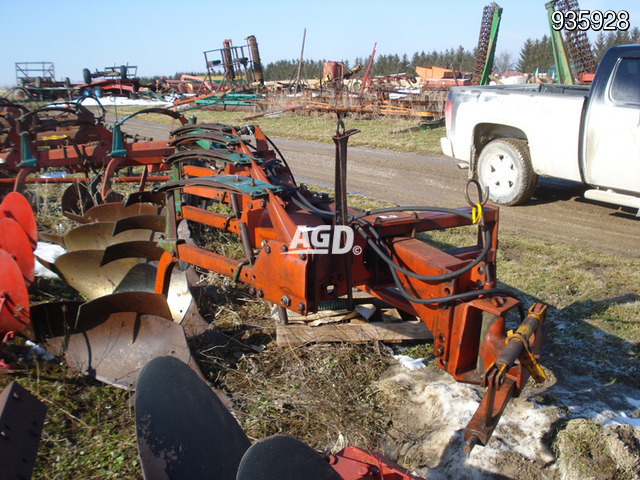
[0, 109, 548, 477]
[101, 119, 547, 454]
[0, 100, 187, 211]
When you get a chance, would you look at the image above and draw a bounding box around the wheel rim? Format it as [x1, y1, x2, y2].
[484, 152, 518, 196]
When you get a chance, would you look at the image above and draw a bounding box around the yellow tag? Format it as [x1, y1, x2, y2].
[472, 204, 483, 224]
[40, 135, 69, 141]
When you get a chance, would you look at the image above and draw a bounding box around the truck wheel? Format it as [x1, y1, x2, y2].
[477, 138, 537, 205]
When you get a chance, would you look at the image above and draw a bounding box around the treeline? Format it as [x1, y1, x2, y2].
[262, 46, 476, 82]
[144, 28, 638, 85]
[265, 28, 639, 81]
[517, 27, 640, 73]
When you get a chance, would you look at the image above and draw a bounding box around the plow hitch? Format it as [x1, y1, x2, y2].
[464, 303, 548, 454]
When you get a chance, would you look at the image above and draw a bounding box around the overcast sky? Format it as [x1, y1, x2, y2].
[1, 0, 637, 86]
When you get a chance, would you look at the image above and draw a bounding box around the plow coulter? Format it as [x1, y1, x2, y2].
[0, 110, 549, 478]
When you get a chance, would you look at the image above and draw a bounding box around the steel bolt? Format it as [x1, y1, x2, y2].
[298, 253, 307, 261]
[264, 244, 271, 254]
[256, 290, 264, 298]
[247, 202, 253, 210]
[259, 200, 266, 208]
[297, 302, 305, 313]
[435, 345, 445, 357]
[249, 287, 257, 296]
[281, 295, 291, 307]
[280, 245, 288, 253]
[438, 333, 446, 343]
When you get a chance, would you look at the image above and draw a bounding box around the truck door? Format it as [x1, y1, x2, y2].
[583, 56, 640, 194]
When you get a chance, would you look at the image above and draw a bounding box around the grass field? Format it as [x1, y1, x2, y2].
[108, 105, 446, 156]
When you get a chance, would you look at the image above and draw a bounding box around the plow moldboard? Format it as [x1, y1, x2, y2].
[63, 312, 191, 390]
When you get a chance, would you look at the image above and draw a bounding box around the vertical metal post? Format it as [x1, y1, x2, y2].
[295, 28, 306, 90]
[332, 120, 360, 309]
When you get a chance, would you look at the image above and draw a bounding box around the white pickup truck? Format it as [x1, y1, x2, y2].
[440, 45, 640, 215]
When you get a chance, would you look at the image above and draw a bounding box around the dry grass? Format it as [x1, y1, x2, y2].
[0, 357, 139, 478]
[106, 106, 445, 156]
[219, 343, 389, 450]
[554, 419, 640, 480]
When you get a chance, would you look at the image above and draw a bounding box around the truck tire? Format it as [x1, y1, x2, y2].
[477, 138, 537, 205]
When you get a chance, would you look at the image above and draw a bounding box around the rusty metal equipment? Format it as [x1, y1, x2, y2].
[29, 210, 204, 388]
[558, 0, 596, 77]
[0, 101, 187, 206]
[117, 118, 549, 452]
[203, 36, 264, 94]
[472, 3, 503, 86]
[5, 109, 548, 466]
[546, 0, 597, 84]
[15, 61, 73, 101]
[79, 65, 140, 98]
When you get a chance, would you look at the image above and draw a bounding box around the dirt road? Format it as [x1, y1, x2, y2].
[121, 118, 639, 259]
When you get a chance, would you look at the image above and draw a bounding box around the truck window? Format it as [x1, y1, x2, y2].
[610, 58, 640, 105]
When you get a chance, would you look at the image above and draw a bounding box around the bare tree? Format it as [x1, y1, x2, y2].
[493, 51, 515, 75]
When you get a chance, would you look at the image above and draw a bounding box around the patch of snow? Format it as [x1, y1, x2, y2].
[394, 354, 426, 371]
[626, 396, 640, 409]
[380, 368, 558, 479]
[34, 242, 66, 278]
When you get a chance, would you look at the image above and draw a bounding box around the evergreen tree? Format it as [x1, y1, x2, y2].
[593, 28, 640, 63]
[517, 36, 554, 74]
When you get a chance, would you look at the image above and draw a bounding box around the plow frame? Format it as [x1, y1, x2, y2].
[131, 121, 548, 450]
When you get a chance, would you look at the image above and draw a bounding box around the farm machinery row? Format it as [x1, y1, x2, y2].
[0, 98, 548, 479]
